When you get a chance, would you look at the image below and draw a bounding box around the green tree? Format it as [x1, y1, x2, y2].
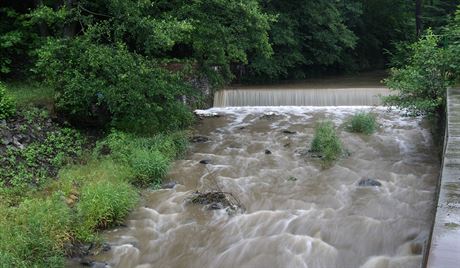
[384, 30, 454, 115]
[248, 0, 358, 79]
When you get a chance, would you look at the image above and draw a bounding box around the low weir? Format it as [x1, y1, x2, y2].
[214, 87, 390, 107]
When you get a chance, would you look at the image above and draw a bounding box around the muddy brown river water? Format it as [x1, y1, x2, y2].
[89, 106, 439, 268]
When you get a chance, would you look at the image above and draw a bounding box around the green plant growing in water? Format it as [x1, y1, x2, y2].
[346, 112, 377, 135]
[310, 121, 343, 165]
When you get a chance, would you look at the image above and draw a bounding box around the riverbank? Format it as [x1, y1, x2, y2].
[0, 82, 189, 267]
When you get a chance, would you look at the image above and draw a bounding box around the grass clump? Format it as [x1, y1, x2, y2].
[5, 82, 53, 108]
[310, 121, 343, 165]
[0, 83, 15, 120]
[96, 130, 188, 187]
[346, 112, 377, 135]
[0, 194, 72, 268]
[75, 180, 138, 242]
[129, 149, 170, 186]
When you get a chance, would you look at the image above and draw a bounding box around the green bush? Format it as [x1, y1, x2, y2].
[0, 83, 15, 120]
[36, 37, 195, 133]
[310, 121, 343, 164]
[0, 194, 71, 267]
[384, 30, 454, 115]
[76, 180, 138, 242]
[346, 112, 377, 134]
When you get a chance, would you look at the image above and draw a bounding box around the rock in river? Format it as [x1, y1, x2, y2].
[358, 178, 382, 187]
[161, 181, 177, 189]
[190, 135, 210, 143]
[199, 159, 211, 164]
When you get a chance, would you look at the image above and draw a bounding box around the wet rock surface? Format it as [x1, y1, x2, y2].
[259, 112, 279, 120]
[358, 178, 382, 187]
[199, 159, 211, 164]
[190, 135, 210, 143]
[188, 191, 243, 214]
[161, 181, 177, 189]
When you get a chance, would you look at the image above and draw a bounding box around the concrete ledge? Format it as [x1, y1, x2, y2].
[426, 88, 460, 267]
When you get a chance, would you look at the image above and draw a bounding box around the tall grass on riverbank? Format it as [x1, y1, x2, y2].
[0, 82, 190, 267]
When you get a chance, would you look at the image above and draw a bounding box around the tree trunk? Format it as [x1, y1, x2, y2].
[63, 0, 77, 38]
[416, 0, 422, 37]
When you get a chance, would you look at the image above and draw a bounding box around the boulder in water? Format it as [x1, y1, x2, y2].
[190, 135, 210, 143]
[161, 181, 177, 189]
[358, 178, 382, 187]
[260, 112, 279, 120]
[282, 130, 297, 134]
[265, 149, 272, 155]
[199, 159, 211, 164]
[188, 191, 244, 214]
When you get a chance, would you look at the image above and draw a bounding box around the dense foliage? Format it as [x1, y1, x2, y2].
[3, 0, 460, 84]
[384, 2, 460, 116]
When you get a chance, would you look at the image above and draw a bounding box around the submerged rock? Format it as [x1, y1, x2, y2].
[190, 135, 210, 143]
[101, 243, 111, 252]
[358, 178, 382, 187]
[282, 130, 297, 134]
[208, 202, 225, 210]
[188, 191, 244, 214]
[260, 112, 279, 120]
[194, 110, 220, 118]
[161, 181, 177, 189]
[199, 159, 211, 164]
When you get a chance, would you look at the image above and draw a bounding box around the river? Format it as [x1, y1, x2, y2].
[90, 105, 439, 268]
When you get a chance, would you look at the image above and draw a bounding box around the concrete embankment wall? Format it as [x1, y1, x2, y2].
[425, 88, 460, 268]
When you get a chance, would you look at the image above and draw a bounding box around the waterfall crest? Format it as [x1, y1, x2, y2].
[213, 87, 390, 107]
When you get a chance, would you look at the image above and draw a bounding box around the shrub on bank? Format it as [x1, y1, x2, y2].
[0, 194, 71, 267]
[346, 112, 377, 135]
[75, 180, 138, 242]
[36, 38, 195, 133]
[310, 121, 343, 164]
[0, 83, 15, 120]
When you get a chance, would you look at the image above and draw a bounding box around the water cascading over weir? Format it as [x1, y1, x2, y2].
[213, 86, 391, 107]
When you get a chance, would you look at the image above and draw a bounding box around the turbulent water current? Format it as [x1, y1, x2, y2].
[91, 106, 439, 268]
